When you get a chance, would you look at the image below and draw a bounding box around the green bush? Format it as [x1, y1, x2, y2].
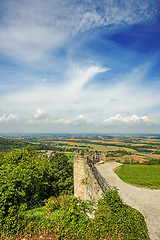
[92, 190, 149, 239]
[45, 191, 149, 240]
[46, 195, 95, 239]
[0, 147, 73, 237]
[45, 195, 67, 212]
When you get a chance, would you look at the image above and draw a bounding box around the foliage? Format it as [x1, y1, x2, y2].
[24, 205, 54, 234]
[46, 195, 95, 239]
[0, 147, 73, 236]
[92, 190, 149, 240]
[106, 150, 132, 158]
[144, 158, 160, 165]
[45, 191, 149, 240]
[115, 164, 160, 189]
[45, 195, 68, 212]
[65, 152, 74, 161]
[0, 137, 30, 152]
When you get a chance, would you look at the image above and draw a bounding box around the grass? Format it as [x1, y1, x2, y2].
[115, 164, 160, 189]
[25, 206, 54, 231]
[64, 152, 74, 161]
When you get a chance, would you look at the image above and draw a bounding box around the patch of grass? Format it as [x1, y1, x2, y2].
[120, 147, 136, 152]
[64, 152, 74, 161]
[115, 164, 160, 189]
[92, 145, 111, 150]
[25, 206, 55, 232]
[145, 157, 155, 161]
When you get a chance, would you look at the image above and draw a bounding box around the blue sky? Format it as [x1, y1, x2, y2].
[0, 0, 160, 134]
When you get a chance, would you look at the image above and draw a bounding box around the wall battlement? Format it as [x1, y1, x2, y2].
[74, 150, 107, 200]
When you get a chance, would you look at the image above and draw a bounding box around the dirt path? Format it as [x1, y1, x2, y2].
[96, 161, 160, 240]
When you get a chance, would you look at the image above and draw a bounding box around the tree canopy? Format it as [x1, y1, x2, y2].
[0, 146, 73, 235]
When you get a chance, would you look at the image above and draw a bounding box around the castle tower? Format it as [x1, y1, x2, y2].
[74, 151, 87, 199]
[74, 150, 105, 200]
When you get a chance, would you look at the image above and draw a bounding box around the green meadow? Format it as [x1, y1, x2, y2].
[115, 164, 160, 189]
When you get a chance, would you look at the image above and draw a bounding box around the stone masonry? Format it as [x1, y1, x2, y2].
[74, 150, 106, 201]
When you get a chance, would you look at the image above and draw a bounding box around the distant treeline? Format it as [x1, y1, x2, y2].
[0, 137, 29, 151]
[0, 137, 86, 153]
[106, 150, 132, 157]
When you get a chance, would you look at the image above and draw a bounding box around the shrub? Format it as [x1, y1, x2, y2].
[45, 191, 149, 240]
[0, 164, 27, 236]
[92, 190, 149, 240]
[45, 195, 67, 212]
[0, 147, 73, 237]
[46, 195, 95, 239]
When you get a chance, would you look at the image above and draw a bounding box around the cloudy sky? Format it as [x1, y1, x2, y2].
[0, 0, 160, 134]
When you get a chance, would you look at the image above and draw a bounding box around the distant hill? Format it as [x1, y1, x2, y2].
[0, 137, 30, 152]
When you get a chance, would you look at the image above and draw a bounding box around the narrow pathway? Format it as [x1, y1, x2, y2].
[96, 161, 160, 240]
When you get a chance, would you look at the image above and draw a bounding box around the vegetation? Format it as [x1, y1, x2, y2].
[115, 164, 160, 189]
[144, 158, 160, 165]
[106, 149, 132, 157]
[65, 152, 74, 161]
[1, 134, 159, 239]
[0, 146, 73, 237]
[1, 135, 160, 163]
[24, 191, 149, 240]
[0, 137, 29, 151]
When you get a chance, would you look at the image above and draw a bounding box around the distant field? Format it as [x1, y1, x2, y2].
[135, 153, 160, 160]
[114, 155, 146, 163]
[115, 164, 160, 189]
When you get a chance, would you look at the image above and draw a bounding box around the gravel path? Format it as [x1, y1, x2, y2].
[96, 161, 160, 240]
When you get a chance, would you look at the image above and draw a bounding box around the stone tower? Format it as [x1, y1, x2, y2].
[74, 150, 105, 200]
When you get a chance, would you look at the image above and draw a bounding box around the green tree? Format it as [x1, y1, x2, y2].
[0, 147, 73, 236]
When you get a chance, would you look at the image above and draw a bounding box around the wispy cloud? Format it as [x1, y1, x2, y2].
[68, 66, 109, 93]
[0, 0, 158, 64]
[0, 0, 159, 133]
[1, 64, 160, 120]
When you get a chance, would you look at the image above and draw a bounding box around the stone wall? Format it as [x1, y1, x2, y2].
[74, 150, 106, 200]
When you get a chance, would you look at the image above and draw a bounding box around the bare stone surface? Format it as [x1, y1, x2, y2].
[74, 151, 105, 200]
[96, 161, 160, 240]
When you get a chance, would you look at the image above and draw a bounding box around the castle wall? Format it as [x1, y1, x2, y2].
[74, 151, 86, 199]
[74, 151, 105, 201]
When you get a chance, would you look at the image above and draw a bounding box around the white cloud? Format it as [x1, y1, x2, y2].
[103, 114, 156, 125]
[0, 64, 109, 115]
[33, 109, 47, 120]
[29, 109, 49, 123]
[0, 1, 159, 134]
[64, 114, 93, 126]
[0, 113, 17, 123]
[0, 0, 157, 63]
[1, 63, 160, 129]
[69, 65, 109, 93]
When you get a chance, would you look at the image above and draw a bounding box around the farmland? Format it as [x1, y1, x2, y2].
[1, 134, 160, 163]
[0, 134, 159, 239]
[2, 134, 159, 164]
